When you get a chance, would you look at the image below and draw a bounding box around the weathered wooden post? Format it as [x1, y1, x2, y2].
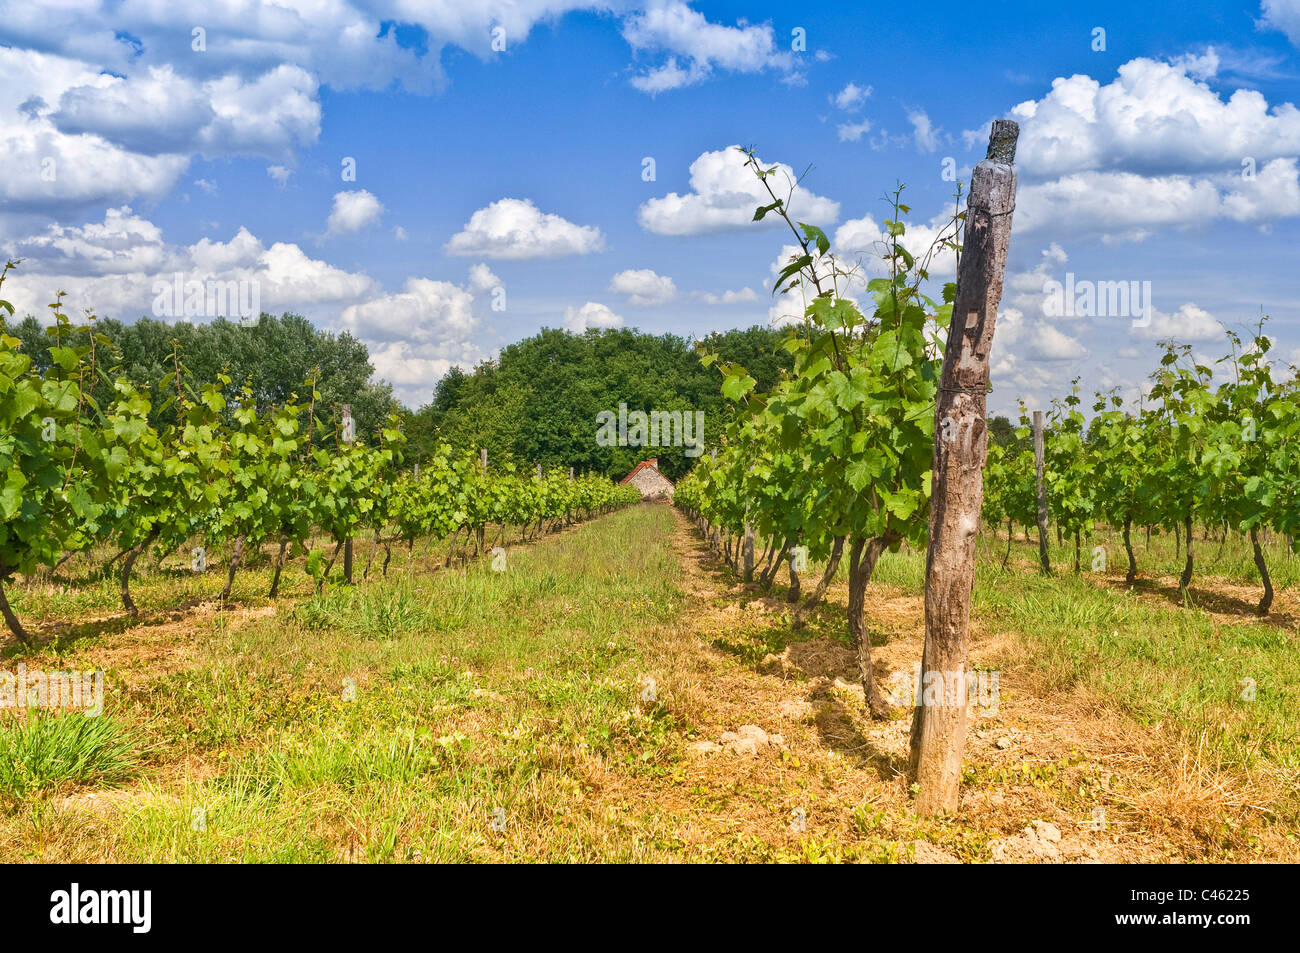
[908, 119, 1019, 816]
[342, 404, 354, 585]
[1033, 410, 1051, 575]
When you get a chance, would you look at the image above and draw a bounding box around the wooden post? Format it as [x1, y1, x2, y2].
[480, 448, 487, 469]
[536, 463, 543, 481]
[569, 466, 574, 481]
[1033, 410, 1051, 575]
[908, 119, 1019, 816]
[341, 404, 354, 584]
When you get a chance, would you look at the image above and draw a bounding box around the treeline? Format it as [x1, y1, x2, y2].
[405, 326, 792, 481]
[2, 308, 792, 481]
[0, 311, 401, 442]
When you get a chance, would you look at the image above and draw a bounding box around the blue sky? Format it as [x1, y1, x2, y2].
[2, 0, 1299, 413]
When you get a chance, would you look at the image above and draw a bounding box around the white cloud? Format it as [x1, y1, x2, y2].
[1029, 324, 1089, 360]
[964, 52, 1300, 242]
[833, 210, 960, 281]
[639, 146, 840, 236]
[1, 206, 376, 321]
[1222, 157, 1300, 221]
[563, 301, 624, 332]
[609, 268, 676, 305]
[832, 82, 871, 111]
[267, 165, 292, 188]
[340, 277, 476, 345]
[622, 2, 794, 92]
[1132, 303, 1225, 342]
[698, 286, 759, 304]
[445, 198, 605, 260]
[467, 262, 501, 293]
[393, 225, 409, 241]
[1016, 163, 1300, 240]
[194, 178, 218, 196]
[326, 189, 385, 237]
[340, 273, 490, 406]
[1010, 55, 1300, 178]
[0, 48, 190, 218]
[1260, 0, 1300, 46]
[52, 63, 322, 162]
[907, 110, 941, 152]
[837, 120, 872, 143]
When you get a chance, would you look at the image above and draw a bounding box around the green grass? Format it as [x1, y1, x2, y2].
[784, 525, 1300, 777]
[1, 507, 1296, 862]
[0, 713, 141, 803]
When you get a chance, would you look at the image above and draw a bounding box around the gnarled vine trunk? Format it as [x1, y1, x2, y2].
[268, 534, 289, 598]
[121, 525, 161, 617]
[795, 535, 845, 628]
[848, 535, 892, 719]
[1123, 517, 1137, 584]
[0, 571, 33, 646]
[1178, 514, 1194, 598]
[220, 534, 246, 602]
[1250, 525, 1273, 616]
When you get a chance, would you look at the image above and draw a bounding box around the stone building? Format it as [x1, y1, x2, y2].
[620, 458, 674, 500]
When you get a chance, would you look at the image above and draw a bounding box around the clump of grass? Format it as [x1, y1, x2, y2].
[0, 713, 142, 804]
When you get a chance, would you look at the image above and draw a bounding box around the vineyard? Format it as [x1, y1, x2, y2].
[0, 142, 1296, 867]
[0, 263, 640, 647]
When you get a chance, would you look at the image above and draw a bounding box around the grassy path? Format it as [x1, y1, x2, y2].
[1, 504, 1295, 862]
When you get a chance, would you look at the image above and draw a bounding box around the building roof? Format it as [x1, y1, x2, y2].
[619, 458, 674, 487]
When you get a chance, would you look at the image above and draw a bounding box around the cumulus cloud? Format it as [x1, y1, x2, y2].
[339, 272, 494, 405]
[326, 189, 385, 237]
[1259, 1, 1300, 47]
[609, 268, 676, 305]
[907, 110, 941, 152]
[697, 286, 759, 304]
[51, 63, 321, 161]
[837, 120, 872, 143]
[639, 146, 840, 236]
[340, 277, 476, 345]
[1, 206, 376, 321]
[267, 165, 292, 188]
[3, 204, 500, 406]
[445, 198, 605, 260]
[1015, 162, 1300, 240]
[563, 301, 624, 332]
[622, 2, 795, 92]
[1132, 303, 1225, 342]
[1028, 323, 1089, 360]
[467, 262, 501, 293]
[833, 210, 960, 281]
[0, 48, 190, 218]
[832, 82, 870, 111]
[958, 53, 1300, 243]
[1009, 55, 1300, 178]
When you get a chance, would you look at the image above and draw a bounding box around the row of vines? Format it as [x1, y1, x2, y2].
[0, 263, 639, 646]
[676, 149, 958, 718]
[984, 328, 1300, 613]
[675, 148, 1300, 731]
